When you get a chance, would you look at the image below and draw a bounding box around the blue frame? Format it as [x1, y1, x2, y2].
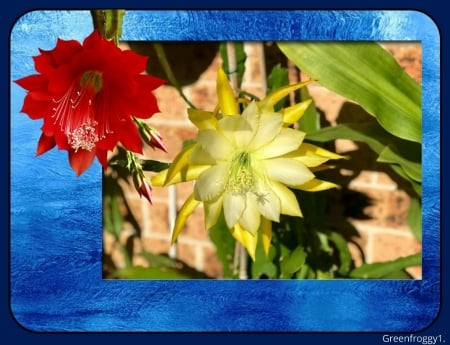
[10, 10, 440, 332]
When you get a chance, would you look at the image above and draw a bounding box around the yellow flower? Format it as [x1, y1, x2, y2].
[152, 68, 345, 260]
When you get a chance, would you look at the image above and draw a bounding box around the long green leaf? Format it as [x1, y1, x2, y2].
[278, 42, 421, 143]
[306, 123, 421, 186]
[349, 253, 421, 278]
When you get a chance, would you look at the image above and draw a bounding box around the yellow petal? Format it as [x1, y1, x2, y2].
[255, 128, 305, 159]
[258, 80, 313, 112]
[294, 178, 340, 192]
[204, 196, 224, 230]
[188, 108, 218, 130]
[151, 169, 168, 187]
[171, 194, 201, 243]
[260, 217, 272, 256]
[158, 165, 209, 186]
[300, 143, 348, 160]
[231, 223, 257, 261]
[194, 164, 229, 202]
[217, 67, 238, 116]
[262, 158, 314, 186]
[223, 192, 246, 229]
[268, 180, 302, 217]
[281, 99, 312, 126]
[197, 129, 234, 161]
[164, 143, 195, 185]
[238, 195, 261, 235]
[283, 143, 348, 167]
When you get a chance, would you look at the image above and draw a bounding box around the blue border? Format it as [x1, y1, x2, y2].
[10, 10, 440, 332]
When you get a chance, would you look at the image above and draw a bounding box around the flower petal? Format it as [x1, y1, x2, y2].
[251, 183, 281, 222]
[153, 165, 209, 187]
[300, 143, 348, 160]
[68, 148, 96, 176]
[217, 67, 238, 116]
[197, 129, 234, 161]
[194, 164, 229, 202]
[36, 133, 56, 156]
[171, 194, 201, 243]
[268, 180, 302, 217]
[262, 158, 314, 186]
[282, 99, 312, 126]
[117, 116, 143, 154]
[258, 80, 313, 112]
[260, 217, 272, 256]
[204, 196, 224, 230]
[255, 128, 305, 159]
[189, 143, 217, 165]
[165, 143, 195, 185]
[188, 108, 218, 130]
[231, 224, 257, 261]
[294, 178, 340, 191]
[238, 195, 261, 235]
[223, 192, 246, 229]
[249, 111, 284, 150]
[217, 114, 252, 147]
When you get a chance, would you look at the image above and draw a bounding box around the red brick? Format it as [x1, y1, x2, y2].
[371, 232, 422, 267]
[203, 246, 223, 278]
[176, 242, 198, 270]
[141, 236, 171, 254]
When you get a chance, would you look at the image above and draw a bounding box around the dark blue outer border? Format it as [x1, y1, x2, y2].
[9, 10, 440, 332]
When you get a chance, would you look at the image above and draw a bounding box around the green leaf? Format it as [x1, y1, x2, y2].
[208, 212, 237, 278]
[349, 253, 421, 279]
[278, 42, 421, 143]
[251, 232, 277, 279]
[297, 86, 320, 133]
[328, 232, 353, 276]
[378, 146, 421, 182]
[407, 198, 422, 242]
[220, 42, 247, 88]
[306, 123, 421, 188]
[141, 160, 170, 173]
[280, 246, 307, 278]
[266, 64, 289, 111]
[102, 176, 124, 240]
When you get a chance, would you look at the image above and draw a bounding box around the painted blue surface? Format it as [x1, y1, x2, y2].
[10, 10, 440, 332]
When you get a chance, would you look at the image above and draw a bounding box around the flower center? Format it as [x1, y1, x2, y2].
[52, 70, 112, 152]
[227, 151, 256, 195]
[79, 71, 103, 93]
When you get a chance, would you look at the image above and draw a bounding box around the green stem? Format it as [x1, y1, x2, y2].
[119, 243, 133, 268]
[152, 42, 196, 109]
[90, 9, 125, 45]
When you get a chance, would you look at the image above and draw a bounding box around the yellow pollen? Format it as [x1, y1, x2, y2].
[67, 121, 99, 152]
[227, 151, 255, 195]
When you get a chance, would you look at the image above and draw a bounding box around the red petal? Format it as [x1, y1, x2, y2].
[96, 149, 108, 168]
[68, 149, 96, 176]
[20, 95, 51, 119]
[117, 117, 143, 154]
[33, 53, 56, 75]
[36, 133, 56, 156]
[51, 38, 82, 65]
[126, 89, 161, 119]
[14, 74, 48, 91]
[119, 50, 148, 74]
[136, 74, 166, 90]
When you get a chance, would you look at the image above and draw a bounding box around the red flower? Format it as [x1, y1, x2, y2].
[15, 30, 165, 176]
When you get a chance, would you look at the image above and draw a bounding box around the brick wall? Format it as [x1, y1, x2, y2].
[103, 41, 422, 279]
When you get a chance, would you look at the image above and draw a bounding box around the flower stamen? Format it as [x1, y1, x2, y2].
[227, 151, 256, 195]
[51, 71, 110, 151]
